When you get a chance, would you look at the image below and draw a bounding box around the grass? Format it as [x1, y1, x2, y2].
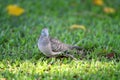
[0, 0, 120, 80]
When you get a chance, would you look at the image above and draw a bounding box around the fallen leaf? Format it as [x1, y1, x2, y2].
[70, 24, 86, 31]
[93, 0, 104, 6]
[6, 4, 25, 16]
[103, 7, 115, 14]
[0, 78, 7, 80]
[106, 53, 115, 59]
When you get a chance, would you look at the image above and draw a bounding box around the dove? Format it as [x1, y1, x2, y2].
[38, 28, 84, 58]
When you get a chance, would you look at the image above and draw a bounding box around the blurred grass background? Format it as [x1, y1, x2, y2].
[0, 0, 120, 80]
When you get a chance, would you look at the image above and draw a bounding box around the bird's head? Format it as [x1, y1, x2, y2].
[41, 28, 49, 37]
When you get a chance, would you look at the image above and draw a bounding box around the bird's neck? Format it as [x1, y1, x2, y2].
[40, 35, 49, 39]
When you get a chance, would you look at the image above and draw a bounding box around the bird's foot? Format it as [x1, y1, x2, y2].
[63, 54, 77, 60]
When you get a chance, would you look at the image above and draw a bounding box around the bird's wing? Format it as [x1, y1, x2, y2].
[49, 37, 70, 52]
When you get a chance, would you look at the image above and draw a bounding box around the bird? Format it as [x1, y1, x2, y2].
[38, 28, 84, 59]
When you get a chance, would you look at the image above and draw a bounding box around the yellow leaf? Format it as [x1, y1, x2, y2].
[103, 7, 115, 14]
[70, 24, 86, 31]
[0, 78, 7, 80]
[93, 0, 104, 6]
[6, 5, 24, 16]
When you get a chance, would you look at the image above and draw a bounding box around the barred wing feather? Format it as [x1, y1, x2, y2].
[49, 37, 70, 52]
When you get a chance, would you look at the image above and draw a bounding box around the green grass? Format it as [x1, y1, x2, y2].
[0, 0, 120, 80]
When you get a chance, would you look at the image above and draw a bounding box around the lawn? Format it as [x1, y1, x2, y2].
[0, 0, 120, 80]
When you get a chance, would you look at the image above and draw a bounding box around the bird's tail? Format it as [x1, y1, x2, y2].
[69, 46, 83, 50]
[68, 46, 85, 54]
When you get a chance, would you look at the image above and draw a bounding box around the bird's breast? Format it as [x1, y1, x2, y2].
[38, 42, 53, 57]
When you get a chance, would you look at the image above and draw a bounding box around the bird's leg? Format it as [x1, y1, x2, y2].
[63, 51, 77, 60]
[64, 54, 77, 60]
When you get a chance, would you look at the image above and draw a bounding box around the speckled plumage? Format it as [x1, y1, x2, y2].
[38, 28, 84, 57]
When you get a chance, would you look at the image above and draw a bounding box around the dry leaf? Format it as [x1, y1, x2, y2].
[6, 5, 24, 16]
[93, 0, 104, 6]
[103, 7, 115, 14]
[70, 24, 86, 31]
[0, 78, 7, 80]
[106, 53, 114, 59]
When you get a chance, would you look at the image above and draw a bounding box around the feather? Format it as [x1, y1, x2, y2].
[49, 37, 70, 52]
[38, 28, 85, 58]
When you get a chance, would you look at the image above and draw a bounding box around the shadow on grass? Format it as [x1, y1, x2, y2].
[1, 46, 120, 63]
[0, 45, 120, 80]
